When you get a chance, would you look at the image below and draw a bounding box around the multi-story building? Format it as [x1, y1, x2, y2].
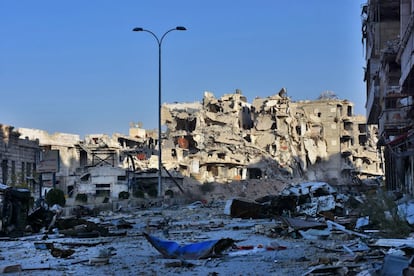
[362, 0, 414, 193]
[162, 90, 382, 190]
[0, 125, 39, 189]
[18, 128, 153, 200]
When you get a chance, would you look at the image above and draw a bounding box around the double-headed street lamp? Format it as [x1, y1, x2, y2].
[132, 26, 186, 197]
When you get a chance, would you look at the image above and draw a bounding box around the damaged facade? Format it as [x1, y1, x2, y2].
[0, 125, 39, 188]
[17, 127, 162, 200]
[362, 0, 414, 194]
[162, 90, 382, 188]
[3, 90, 381, 200]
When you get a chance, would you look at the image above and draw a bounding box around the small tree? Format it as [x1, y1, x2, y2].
[45, 188, 66, 207]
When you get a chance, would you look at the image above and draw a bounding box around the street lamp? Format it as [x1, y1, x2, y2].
[132, 26, 186, 197]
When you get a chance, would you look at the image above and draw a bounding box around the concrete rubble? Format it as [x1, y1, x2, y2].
[1, 180, 414, 275]
[0, 89, 404, 274]
[8, 89, 382, 205]
[162, 89, 382, 193]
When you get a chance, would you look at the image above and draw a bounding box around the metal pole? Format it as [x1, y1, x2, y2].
[132, 26, 186, 198]
[158, 41, 162, 197]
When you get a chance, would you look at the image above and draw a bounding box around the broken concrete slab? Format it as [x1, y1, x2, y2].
[224, 198, 266, 219]
[281, 217, 326, 231]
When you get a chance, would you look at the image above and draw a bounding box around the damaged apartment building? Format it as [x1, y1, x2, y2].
[17, 127, 159, 200]
[362, 0, 414, 194]
[161, 89, 382, 188]
[3, 89, 382, 200]
[0, 125, 39, 187]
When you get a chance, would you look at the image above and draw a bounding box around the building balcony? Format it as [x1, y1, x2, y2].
[385, 85, 401, 96]
[379, 107, 412, 136]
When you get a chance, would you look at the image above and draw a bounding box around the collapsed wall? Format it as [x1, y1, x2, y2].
[161, 89, 383, 186]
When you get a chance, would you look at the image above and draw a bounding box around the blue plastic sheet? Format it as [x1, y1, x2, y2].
[143, 232, 234, 259]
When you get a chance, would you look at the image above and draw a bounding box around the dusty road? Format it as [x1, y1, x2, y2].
[0, 200, 381, 275]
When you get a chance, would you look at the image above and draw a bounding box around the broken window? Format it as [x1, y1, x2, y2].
[359, 135, 368, 146]
[80, 150, 88, 167]
[358, 124, 367, 133]
[347, 106, 353, 116]
[96, 185, 110, 197]
[248, 168, 262, 179]
[217, 153, 226, 160]
[67, 185, 74, 197]
[385, 98, 397, 108]
[2, 160, 8, 184]
[344, 121, 353, 131]
[21, 162, 25, 183]
[26, 162, 31, 178]
[11, 161, 15, 185]
[296, 126, 301, 136]
[80, 173, 90, 182]
[337, 104, 343, 117]
[207, 103, 222, 113]
[240, 106, 253, 130]
[175, 118, 196, 131]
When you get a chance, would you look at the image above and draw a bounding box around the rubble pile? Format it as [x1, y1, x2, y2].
[0, 181, 414, 275]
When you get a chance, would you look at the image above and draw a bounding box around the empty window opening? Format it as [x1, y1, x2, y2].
[347, 106, 353, 116]
[248, 168, 262, 179]
[359, 135, 368, 146]
[358, 124, 367, 133]
[217, 153, 226, 160]
[344, 121, 353, 131]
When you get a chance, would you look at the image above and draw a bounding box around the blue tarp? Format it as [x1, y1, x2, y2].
[143, 232, 234, 259]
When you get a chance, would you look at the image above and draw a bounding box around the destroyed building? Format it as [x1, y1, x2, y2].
[162, 89, 382, 188]
[17, 127, 160, 201]
[362, 0, 414, 194]
[18, 128, 81, 197]
[0, 125, 39, 188]
[3, 88, 382, 200]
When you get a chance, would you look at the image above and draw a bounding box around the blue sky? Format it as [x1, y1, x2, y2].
[0, 1, 367, 137]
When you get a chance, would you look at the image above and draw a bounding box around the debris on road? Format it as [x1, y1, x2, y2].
[143, 232, 235, 259]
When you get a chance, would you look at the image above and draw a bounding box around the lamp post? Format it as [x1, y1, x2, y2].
[132, 26, 186, 197]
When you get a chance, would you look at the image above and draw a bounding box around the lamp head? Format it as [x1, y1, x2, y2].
[132, 27, 144, 32]
[176, 26, 187, 31]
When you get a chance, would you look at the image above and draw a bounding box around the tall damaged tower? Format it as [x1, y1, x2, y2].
[362, 0, 414, 194]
